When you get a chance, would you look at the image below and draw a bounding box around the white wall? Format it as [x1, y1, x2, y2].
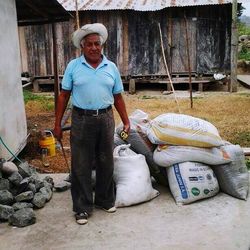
[0, 0, 27, 160]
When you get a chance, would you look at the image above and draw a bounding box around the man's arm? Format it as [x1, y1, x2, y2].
[114, 93, 130, 133]
[54, 89, 71, 140]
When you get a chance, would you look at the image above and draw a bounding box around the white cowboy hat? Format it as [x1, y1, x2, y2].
[72, 23, 108, 49]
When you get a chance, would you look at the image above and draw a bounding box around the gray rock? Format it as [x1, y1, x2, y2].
[9, 208, 36, 227]
[34, 179, 44, 190]
[12, 202, 33, 211]
[39, 186, 53, 201]
[18, 162, 35, 178]
[32, 192, 46, 208]
[18, 178, 30, 193]
[0, 158, 4, 172]
[0, 178, 10, 190]
[43, 180, 53, 190]
[8, 172, 23, 186]
[43, 176, 54, 186]
[8, 184, 20, 196]
[239, 34, 250, 43]
[0, 204, 14, 220]
[26, 175, 35, 184]
[15, 191, 34, 202]
[64, 173, 71, 182]
[28, 183, 36, 194]
[0, 190, 14, 205]
[54, 181, 71, 192]
[1, 161, 18, 175]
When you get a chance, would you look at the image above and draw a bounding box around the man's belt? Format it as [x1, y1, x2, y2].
[73, 105, 112, 116]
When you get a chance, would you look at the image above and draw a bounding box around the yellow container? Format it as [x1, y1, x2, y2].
[39, 130, 56, 156]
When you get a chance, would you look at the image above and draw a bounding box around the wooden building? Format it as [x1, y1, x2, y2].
[18, 0, 242, 90]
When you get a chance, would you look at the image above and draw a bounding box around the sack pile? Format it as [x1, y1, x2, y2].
[114, 109, 249, 206]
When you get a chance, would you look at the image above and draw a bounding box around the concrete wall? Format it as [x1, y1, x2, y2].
[0, 0, 27, 160]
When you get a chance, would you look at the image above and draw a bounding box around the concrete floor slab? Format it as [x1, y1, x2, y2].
[1, 173, 250, 250]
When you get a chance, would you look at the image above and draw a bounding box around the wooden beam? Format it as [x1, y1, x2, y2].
[22, 0, 49, 19]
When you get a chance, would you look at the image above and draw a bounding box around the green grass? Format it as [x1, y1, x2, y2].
[232, 131, 250, 146]
[23, 90, 54, 111]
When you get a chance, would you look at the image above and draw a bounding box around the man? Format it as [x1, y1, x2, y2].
[54, 23, 130, 225]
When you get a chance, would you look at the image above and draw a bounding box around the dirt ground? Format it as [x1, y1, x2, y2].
[21, 111, 71, 173]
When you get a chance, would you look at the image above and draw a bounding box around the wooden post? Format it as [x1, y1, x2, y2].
[75, 0, 80, 29]
[75, 0, 80, 57]
[230, 0, 238, 92]
[129, 79, 136, 94]
[52, 22, 60, 112]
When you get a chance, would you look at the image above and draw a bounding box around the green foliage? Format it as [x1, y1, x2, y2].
[238, 22, 250, 36]
[246, 157, 250, 170]
[238, 44, 250, 60]
[238, 4, 245, 17]
[23, 90, 54, 111]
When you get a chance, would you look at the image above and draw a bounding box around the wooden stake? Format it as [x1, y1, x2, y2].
[158, 23, 181, 113]
[184, 14, 193, 109]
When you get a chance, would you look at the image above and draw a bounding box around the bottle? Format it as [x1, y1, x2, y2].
[41, 148, 49, 167]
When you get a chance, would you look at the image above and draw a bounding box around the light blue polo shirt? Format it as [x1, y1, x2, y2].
[62, 55, 124, 109]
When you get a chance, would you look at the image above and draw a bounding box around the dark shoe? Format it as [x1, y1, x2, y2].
[95, 205, 116, 213]
[75, 212, 88, 225]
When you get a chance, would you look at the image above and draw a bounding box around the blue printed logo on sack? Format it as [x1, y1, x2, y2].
[173, 164, 188, 199]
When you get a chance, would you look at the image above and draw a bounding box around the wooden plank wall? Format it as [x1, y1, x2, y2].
[18, 5, 231, 77]
[196, 5, 231, 74]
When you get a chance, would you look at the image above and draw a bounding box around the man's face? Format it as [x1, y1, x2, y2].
[81, 34, 102, 63]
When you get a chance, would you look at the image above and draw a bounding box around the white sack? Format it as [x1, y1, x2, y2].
[116, 109, 151, 134]
[212, 144, 249, 200]
[167, 162, 219, 205]
[147, 113, 224, 148]
[154, 145, 232, 167]
[113, 144, 159, 207]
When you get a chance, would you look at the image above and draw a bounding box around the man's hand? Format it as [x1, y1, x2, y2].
[123, 123, 130, 134]
[53, 125, 63, 141]
[114, 93, 130, 136]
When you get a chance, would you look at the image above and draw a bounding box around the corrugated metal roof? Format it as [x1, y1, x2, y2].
[57, 0, 245, 11]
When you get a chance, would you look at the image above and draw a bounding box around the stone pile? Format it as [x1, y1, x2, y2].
[239, 34, 250, 52]
[0, 160, 54, 227]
